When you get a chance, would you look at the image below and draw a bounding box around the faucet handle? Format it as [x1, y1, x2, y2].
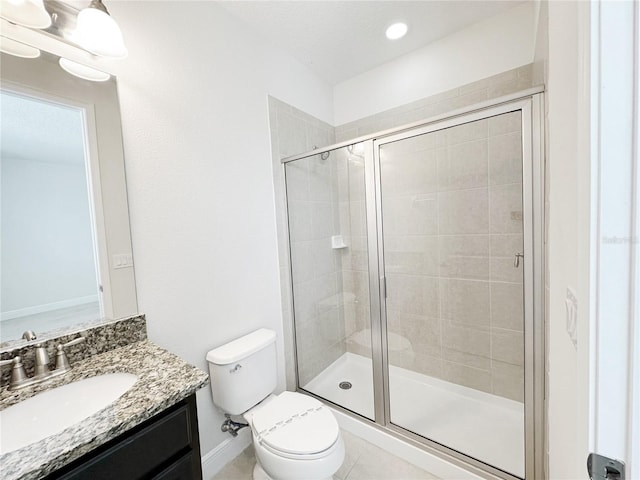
[2, 356, 30, 390]
[55, 336, 86, 373]
[61, 336, 86, 349]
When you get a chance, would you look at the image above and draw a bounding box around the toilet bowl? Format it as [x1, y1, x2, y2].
[207, 329, 345, 480]
[246, 391, 344, 480]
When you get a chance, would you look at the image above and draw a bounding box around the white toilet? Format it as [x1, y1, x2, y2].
[206, 328, 345, 480]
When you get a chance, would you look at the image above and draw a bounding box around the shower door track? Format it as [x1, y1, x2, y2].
[284, 87, 545, 480]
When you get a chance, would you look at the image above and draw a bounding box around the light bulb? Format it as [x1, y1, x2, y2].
[73, 5, 127, 58]
[0, 0, 51, 28]
[59, 58, 110, 82]
[0, 36, 40, 58]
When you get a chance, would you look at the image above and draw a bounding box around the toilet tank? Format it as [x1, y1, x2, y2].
[206, 328, 277, 415]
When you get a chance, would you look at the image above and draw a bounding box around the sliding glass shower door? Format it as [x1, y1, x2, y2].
[376, 111, 525, 478]
[283, 94, 543, 480]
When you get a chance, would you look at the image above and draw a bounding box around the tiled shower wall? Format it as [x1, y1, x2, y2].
[286, 153, 347, 386]
[379, 113, 525, 402]
[337, 152, 372, 360]
[268, 97, 339, 387]
[339, 115, 525, 403]
[270, 64, 535, 399]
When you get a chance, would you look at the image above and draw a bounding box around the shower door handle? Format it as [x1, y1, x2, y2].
[514, 253, 524, 268]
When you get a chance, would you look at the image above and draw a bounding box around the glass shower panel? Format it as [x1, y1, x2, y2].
[285, 144, 374, 420]
[378, 112, 525, 477]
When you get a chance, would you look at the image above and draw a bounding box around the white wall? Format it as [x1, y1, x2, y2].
[1, 156, 97, 315]
[107, 0, 333, 457]
[105, 0, 543, 469]
[333, 2, 536, 125]
[546, 1, 592, 478]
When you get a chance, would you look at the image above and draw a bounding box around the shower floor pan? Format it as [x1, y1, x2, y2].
[303, 352, 524, 478]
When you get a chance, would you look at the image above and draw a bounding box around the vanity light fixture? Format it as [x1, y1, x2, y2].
[59, 57, 110, 82]
[0, 35, 40, 58]
[1, 0, 125, 81]
[0, 0, 51, 29]
[73, 0, 127, 58]
[385, 22, 408, 40]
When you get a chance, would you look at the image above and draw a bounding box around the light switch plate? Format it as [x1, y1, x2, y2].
[113, 253, 133, 269]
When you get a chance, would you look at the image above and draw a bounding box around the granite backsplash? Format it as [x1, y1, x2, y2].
[0, 315, 147, 387]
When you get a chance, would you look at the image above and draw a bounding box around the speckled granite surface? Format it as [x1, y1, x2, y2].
[0, 315, 147, 386]
[0, 340, 209, 480]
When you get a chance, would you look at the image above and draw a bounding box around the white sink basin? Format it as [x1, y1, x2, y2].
[0, 372, 138, 455]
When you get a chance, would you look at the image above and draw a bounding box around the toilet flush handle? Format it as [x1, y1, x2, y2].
[230, 363, 242, 373]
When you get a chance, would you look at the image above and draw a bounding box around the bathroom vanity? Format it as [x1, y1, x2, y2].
[46, 394, 201, 480]
[0, 19, 209, 480]
[0, 318, 209, 480]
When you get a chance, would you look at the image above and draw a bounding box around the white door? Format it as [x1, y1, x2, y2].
[590, 1, 639, 478]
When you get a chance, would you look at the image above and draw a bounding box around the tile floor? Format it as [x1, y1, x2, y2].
[212, 430, 440, 480]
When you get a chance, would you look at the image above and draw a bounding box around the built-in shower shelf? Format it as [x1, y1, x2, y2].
[331, 235, 347, 249]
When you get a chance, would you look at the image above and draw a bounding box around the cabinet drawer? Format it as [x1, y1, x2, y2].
[53, 402, 193, 480]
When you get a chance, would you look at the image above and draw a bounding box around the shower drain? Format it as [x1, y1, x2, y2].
[339, 381, 352, 390]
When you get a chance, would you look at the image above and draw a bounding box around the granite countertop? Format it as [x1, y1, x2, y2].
[0, 340, 209, 480]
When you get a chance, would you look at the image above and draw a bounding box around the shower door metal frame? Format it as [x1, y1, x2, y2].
[368, 94, 545, 480]
[282, 87, 545, 480]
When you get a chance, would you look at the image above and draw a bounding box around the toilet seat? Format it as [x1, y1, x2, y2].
[257, 434, 340, 461]
[251, 391, 340, 458]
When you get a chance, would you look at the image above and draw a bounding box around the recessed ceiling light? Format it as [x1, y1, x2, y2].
[386, 22, 408, 40]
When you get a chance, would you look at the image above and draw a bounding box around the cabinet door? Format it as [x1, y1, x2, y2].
[49, 396, 201, 480]
[153, 452, 195, 480]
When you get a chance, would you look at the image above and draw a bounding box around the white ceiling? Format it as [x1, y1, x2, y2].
[217, 0, 527, 85]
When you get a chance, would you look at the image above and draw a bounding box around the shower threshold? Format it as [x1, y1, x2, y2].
[303, 352, 524, 478]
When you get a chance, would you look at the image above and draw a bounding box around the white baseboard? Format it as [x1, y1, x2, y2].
[1, 295, 99, 321]
[331, 407, 494, 480]
[201, 428, 252, 480]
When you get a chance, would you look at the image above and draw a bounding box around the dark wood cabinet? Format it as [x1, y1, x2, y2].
[46, 394, 202, 480]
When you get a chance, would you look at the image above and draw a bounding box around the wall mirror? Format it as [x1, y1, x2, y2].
[0, 51, 137, 346]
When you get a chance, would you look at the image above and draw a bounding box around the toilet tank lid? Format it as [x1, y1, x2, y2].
[206, 328, 276, 365]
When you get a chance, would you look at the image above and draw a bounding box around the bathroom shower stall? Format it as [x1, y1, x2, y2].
[282, 91, 544, 480]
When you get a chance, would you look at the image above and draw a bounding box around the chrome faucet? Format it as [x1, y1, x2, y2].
[0, 335, 86, 391]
